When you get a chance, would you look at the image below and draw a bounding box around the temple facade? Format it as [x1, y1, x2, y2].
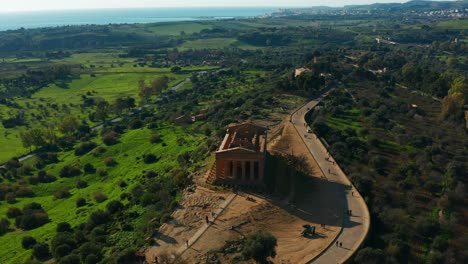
[207, 123, 267, 186]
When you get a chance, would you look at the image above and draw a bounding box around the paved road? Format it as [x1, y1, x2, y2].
[290, 89, 370, 264]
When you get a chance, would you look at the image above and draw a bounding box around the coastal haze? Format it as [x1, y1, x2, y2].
[0, 7, 279, 31]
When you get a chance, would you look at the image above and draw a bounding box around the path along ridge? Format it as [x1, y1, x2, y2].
[290, 88, 370, 264]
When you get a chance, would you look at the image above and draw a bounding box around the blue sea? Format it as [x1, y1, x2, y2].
[0, 7, 280, 31]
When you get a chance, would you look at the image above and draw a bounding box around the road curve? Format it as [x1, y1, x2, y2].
[289, 88, 370, 264]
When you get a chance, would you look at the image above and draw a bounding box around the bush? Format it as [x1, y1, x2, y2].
[83, 163, 96, 174]
[54, 188, 71, 199]
[0, 218, 10, 235]
[76, 180, 88, 189]
[6, 207, 22, 218]
[106, 200, 124, 214]
[129, 119, 143, 129]
[92, 146, 106, 156]
[60, 165, 81, 178]
[97, 169, 108, 177]
[37, 171, 57, 183]
[54, 244, 72, 259]
[145, 170, 158, 178]
[32, 243, 51, 260]
[74, 141, 97, 156]
[22, 236, 37, 249]
[15, 203, 49, 230]
[118, 180, 127, 188]
[104, 157, 117, 167]
[57, 222, 72, 233]
[59, 254, 81, 264]
[89, 210, 110, 226]
[242, 231, 277, 263]
[51, 232, 76, 258]
[76, 198, 86, 207]
[79, 242, 102, 263]
[5, 193, 16, 204]
[149, 132, 162, 143]
[143, 154, 158, 164]
[102, 131, 120, 146]
[93, 192, 107, 203]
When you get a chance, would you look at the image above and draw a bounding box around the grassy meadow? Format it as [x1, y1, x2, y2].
[0, 123, 204, 263]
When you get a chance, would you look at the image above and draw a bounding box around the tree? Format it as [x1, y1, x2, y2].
[22, 236, 37, 249]
[0, 218, 10, 235]
[112, 97, 127, 115]
[150, 76, 169, 95]
[171, 66, 182, 73]
[355, 247, 386, 264]
[20, 128, 46, 151]
[59, 116, 80, 136]
[138, 80, 152, 103]
[94, 100, 110, 122]
[32, 243, 51, 260]
[242, 231, 277, 263]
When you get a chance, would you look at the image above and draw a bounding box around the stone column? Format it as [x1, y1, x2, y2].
[259, 161, 264, 182]
[233, 161, 238, 179]
[224, 160, 230, 179]
[242, 161, 246, 181]
[250, 160, 255, 181]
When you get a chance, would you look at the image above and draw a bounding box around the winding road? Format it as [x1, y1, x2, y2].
[290, 87, 370, 263]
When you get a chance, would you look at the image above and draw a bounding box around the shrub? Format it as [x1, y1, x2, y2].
[93, 192, 107, 203]
[6, 207, 22, 218]
[60, 165, 81, 178]
[145, 170, 158, 178]
[104, 157, 117, 166]
[102, 131, 120, 146]
[242, 231, 277, 263]
[76, 180, 88, 189]
[32, 243, 51, 260]
[92, 146, 106, 156]
[56, 222, 72, 233]
[54, 188, 71, 199]
[74, 141, 97, 156]
[76, 198, 86, 207]
[97, 169, 108, 177]
[58, 254, 80, 264]
[15, 186, 35, 198]
[37, 171, 57, 183]
[129, 119, 143, 129]
[143, 154, 158, 164]
[83, 163, 96, 174]
[54, 244, 72, 259]
[84, 254, 99, 264]
[89, 210, 110, 226]
[118, 180, 127, 188]
[0, 218, 10, 235]
[15, 203, 49, 230]
[5, 193, 16, 204]
[22, 236, 37, 249]
[106, 200, 124, 214]
[51, 232, 76, 258]
[149, 132, 161, 143]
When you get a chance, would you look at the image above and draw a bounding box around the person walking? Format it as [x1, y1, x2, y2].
[336, 241, 338, 247]
[205, 216, 209, 224]
[186, 240, 189, 248]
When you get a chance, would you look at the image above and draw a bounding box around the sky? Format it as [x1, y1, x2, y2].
[0, 0, 412, 12]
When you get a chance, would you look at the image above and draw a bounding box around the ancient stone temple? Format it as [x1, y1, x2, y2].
[206, 123, 267, 186]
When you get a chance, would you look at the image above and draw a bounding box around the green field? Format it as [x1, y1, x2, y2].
[0, 124, 203, 263]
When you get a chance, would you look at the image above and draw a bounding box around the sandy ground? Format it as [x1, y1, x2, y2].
[144, 102, 342, 264]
